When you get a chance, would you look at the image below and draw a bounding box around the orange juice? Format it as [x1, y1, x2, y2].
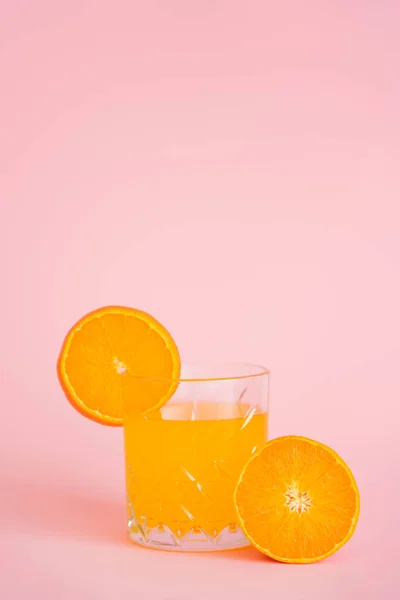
[124, 401, 268, 549]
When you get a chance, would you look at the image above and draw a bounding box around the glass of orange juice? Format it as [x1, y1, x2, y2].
[123, 362, 269, 551]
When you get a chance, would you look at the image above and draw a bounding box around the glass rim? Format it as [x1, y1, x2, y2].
[132, 361, 270, 383]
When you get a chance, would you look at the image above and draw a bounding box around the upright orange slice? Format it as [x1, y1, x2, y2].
[57, 306, 181, 426]
[234, 436, 360, 563]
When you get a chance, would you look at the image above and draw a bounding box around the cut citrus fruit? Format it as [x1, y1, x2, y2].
[234, 436, 360, 563]
[57, 306, 181, 426]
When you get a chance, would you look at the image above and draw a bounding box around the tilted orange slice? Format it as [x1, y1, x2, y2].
[234, 436, 360, 563]
[57, 306, 181, 426]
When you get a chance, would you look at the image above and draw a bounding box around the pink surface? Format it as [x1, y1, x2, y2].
[0, 1, 399, 597]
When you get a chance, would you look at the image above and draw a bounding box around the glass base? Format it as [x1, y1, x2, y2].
[128, 522, 250, 552]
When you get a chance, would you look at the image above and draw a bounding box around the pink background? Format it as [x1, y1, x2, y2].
[1, 1, 399, 598]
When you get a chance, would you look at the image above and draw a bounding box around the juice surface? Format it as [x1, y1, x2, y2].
[124, 401, 268, 539]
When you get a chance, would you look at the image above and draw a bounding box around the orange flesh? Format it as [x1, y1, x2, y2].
[57, 306, 180, 425]
[234, 436, 360, 563]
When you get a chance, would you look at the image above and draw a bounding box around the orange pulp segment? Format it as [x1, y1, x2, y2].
[57, 306, 181, 426]
[234, 436, 360, 563]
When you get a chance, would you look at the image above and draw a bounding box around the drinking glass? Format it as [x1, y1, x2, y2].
[123, 362, 269, 551]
